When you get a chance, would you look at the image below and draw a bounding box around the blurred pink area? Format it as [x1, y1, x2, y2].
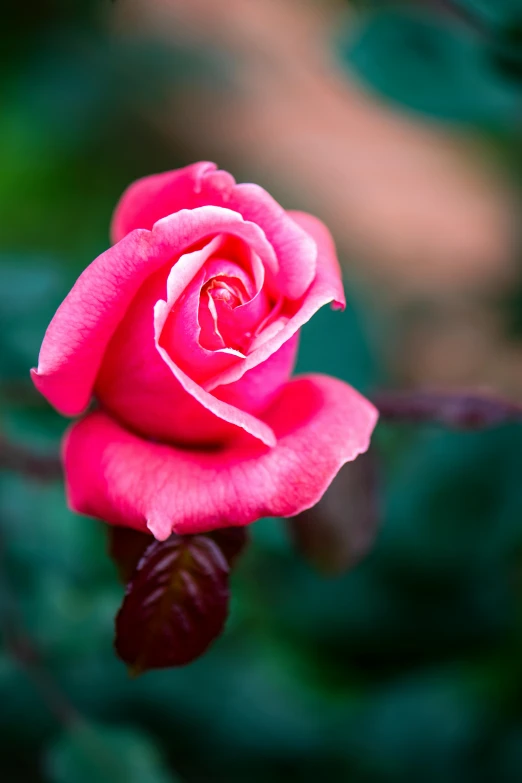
[110, 0, 520, 390]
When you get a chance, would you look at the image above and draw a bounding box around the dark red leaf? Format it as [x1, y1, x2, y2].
[208, 526, 249, 567]
[115, 534, 230, 672]
[107, 526, 152, 584]
[288, 449, 380, 575]
[374, 390, 522, 429]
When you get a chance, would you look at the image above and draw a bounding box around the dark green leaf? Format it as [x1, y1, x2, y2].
[344, 8, 521, 125]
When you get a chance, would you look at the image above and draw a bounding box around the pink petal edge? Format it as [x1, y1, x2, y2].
[31, 205, 277, 423]
[63, 374, 378, 540]
[203, 209, 346, 392]
[154, 297, 277, 448]
[111, 162, 217, 244]
[112, 162, 317, 300]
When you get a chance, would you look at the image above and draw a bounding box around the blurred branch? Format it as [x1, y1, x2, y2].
[0, 436, 66, 717]
[0, 535, 79, 726]
[429, 0, 491, 34]
[0, 435, 62, 480]
[374, 390, 522, 428]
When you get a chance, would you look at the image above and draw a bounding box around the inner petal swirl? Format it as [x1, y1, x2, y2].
[199, 275, 250, 352]
[156, 234, 277, 386]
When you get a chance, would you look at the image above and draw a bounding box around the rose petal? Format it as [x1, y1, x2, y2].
[196, 257, 271, 354]
[95, 226, 294, 447]
[112, 162, 316, 300]
[32, 206, 276, 418]
[94, 262, 276, 449]
[213, 333, 299, 412]
[204, 210, 346, 392]
[158, 246, 247, 381]
[161, 269, 242, 378]
[154, 293, 277, 448]
[63, 374, 378, 538]
[95, 258, 295, 447]
[112, 162, 217, 243]
[32, 228, 152, 416]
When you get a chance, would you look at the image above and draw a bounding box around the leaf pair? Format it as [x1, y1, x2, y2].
[108, 526, 248, 674]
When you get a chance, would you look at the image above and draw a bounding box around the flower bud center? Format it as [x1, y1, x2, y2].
[205, 278, 244, 309]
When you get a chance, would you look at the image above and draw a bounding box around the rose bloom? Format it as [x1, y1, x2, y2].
[32, 163, 377, 540]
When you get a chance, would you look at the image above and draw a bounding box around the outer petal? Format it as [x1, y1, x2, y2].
[97, 295, 298, 446]
[63, 374, 378, 540]
[288, 210, 346, 308]
[154, 294, 277, 448]
[32, 206, 276, 418]
[31, 229, 152, 416]
[204, 210, 346, 392]
[111, 162, 217, 244]
[95, 252, 282, 448]
[95, 237, 296, 447]
[112, 162, 316, 300]
[214, 333, 299, 413]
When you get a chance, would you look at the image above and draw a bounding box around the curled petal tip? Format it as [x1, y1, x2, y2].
[147, 516, 172, 542]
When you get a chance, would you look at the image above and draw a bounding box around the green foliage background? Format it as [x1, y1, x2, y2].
[1, 1, 522, 781]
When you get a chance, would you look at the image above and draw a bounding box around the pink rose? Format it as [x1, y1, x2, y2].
[32, 162, 377, 540]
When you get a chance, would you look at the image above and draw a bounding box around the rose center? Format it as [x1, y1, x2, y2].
[204, 278, 244, 309]
[198, 275, 254, 353]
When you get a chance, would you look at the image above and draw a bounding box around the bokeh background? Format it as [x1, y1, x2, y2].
[1, 0, 522, 781]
